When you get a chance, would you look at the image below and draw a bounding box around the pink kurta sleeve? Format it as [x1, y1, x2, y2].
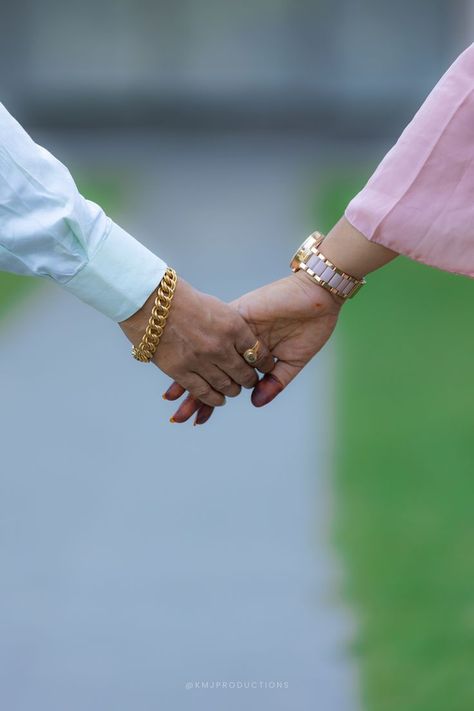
[345, 44, 474, 278]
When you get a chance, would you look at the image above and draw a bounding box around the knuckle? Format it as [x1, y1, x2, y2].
[209, 393, 226, 407]
[227, 385, 241, 398]
[241, 371, 258, 388]
[202, 340, 223, 359]
[214, 378, 232, 392]
[191, 385, 225, 407]
[192, 384, 211, 400]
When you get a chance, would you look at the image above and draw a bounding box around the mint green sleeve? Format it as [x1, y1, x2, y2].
[0, 102, 167, 321]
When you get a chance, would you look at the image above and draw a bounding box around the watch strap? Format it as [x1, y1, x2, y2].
[291, 232, 365, 300]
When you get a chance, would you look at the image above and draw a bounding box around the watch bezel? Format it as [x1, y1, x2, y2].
[290, 232, 324, 272]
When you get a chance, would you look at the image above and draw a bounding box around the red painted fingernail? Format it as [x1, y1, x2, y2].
[251, 374, 283, 407]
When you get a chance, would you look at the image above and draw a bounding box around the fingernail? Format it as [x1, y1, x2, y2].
[194, 413, 209, 426]
[162, 393, 168, 400]
[169, 416, 176, 423]
[251, 374, 282, 407]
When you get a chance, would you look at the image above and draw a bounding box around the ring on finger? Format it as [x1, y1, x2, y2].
[243, 340, 262, 365]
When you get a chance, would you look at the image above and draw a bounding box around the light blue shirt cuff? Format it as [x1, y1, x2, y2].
[61, 222, 168, 322]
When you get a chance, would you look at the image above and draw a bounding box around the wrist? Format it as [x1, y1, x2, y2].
[63, 222, 168, 322]
[290, 230, 366, 303]
[120, 268, 179, 363]
[293, 270, 344, 310]
[119, 286, 157, 341]
[321, 217, 398, 278]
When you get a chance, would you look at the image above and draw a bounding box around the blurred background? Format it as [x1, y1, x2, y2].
[0, 2, 473, 710]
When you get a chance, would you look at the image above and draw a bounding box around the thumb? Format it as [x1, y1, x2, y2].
[251, 360, 301, 407]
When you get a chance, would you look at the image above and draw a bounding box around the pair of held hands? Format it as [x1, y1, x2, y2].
[119, 218, 397, 426]
[119, 266, 341, 426]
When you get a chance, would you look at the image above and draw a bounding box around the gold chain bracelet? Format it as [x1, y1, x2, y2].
[131, 267, 178, 363]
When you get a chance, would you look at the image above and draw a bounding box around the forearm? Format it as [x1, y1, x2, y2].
[344, 43, 474, 278]
[320, 216, 398, 281]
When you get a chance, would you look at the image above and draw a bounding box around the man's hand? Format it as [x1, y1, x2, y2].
[119, 277, 274, 407]
[164, 270, 342, 423]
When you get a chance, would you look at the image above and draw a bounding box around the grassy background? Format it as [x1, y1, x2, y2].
[0, 273, 38, 322]
[318, 176, 474, 711]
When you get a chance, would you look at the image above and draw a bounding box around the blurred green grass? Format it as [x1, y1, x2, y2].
[318, 175, 474, 711]
[0, 272, 38, 321]
[0, 175, 122, 323]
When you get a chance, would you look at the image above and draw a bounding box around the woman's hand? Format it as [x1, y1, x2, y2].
[164, 270, 342, 423]
[162, 217, 398, 423]
[119, 277, 274, 407]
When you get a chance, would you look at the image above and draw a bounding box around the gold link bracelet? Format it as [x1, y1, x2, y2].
[131, 267, 178, 362]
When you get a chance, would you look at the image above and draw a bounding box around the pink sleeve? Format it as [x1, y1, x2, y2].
[345, 44, 474, 278]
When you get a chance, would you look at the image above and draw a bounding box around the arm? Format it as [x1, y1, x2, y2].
[0, 103, 274, 406]
[346, 43, 474, 276]
[0, 102, 165, 321]
[167, 43, 474, 423]
[315, 217, 397, 280]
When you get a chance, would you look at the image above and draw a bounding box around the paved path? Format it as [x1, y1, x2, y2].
[0, 131, 358, 711]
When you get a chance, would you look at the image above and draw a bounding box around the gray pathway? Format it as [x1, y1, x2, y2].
[0, 131, 358, 711]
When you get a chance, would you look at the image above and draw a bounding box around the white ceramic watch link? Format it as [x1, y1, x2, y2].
[290, 231, 366, 300]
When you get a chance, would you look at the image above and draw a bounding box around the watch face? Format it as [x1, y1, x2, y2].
[290, 235, 316, 271]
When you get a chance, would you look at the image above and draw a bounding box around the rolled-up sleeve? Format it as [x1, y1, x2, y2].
[0, 103, 167, 321]
[345, 43, 474, 278]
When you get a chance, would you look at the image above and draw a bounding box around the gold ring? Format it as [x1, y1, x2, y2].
[243, 340, 262, 365]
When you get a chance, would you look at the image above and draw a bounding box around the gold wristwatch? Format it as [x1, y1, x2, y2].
[290, 231, 365, 300]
